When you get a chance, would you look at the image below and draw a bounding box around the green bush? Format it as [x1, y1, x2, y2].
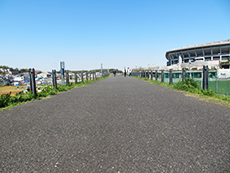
[201, 89, 215, 96]
[173, 78, 199, 91]
[38, 86, 58, 97]
[0, 92, 11, 108]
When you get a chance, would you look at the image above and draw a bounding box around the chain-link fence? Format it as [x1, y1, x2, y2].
[208, 72, 230, 95]
[132, 70, 230, 95]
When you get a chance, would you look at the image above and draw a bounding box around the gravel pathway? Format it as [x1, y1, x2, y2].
[0, 76, 230, 172]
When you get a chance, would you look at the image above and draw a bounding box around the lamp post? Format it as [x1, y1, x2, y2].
[189, 62, 191, 78]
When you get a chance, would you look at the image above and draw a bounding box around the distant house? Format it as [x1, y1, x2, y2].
[37, 71, 52, 78]
[9, 71, 19, 75]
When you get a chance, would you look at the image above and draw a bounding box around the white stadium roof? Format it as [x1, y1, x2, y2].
[166, 39, 230, 58]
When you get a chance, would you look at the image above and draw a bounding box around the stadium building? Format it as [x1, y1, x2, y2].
[165, 39, 230, 70]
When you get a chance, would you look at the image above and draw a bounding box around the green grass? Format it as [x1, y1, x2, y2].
[0, 75, 110, 111]
[132, 76, 230, 107]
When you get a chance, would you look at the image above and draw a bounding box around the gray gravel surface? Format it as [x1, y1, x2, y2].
[0, 76, 230, 172]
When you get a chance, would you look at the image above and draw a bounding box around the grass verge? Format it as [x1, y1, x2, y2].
[132, 76, 230, 107]
[0, 76, 109, 111]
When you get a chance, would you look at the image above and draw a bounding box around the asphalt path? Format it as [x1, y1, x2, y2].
[0, 76, 230, 172]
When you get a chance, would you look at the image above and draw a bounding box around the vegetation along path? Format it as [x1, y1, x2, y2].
[0, 76, 229, 172]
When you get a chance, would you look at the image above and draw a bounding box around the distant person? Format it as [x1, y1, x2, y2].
[113, 70, 116, 77]
[127, 67, 132, 76]
[123, 67, 126, 77]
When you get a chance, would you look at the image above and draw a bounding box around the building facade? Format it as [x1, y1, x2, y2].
[165, 40, 230, 69]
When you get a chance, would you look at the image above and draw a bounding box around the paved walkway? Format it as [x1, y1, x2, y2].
[0, 76, 230, 172]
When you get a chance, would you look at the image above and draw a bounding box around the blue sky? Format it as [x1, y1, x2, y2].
[0, 0, 229, 71]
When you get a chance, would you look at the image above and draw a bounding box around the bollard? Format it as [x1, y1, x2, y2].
[169, 69, 173, 85]
[161, 70, 164, 83]
[75, 72, 78, 84]
[66, 70, 69, 86]
[155, 70, 158, 81]
[182, 68, 186, 81]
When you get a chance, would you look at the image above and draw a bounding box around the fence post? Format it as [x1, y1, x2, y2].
[81, 72, 84, 83]
[66, 70, 69, 86]
[205, 66, 209, 90]
[203, 65, 208, 90]
[52, 70, 55, 87]
[29, 68, 32, 92]
[75, 72, 78, 84]
[169, 69, 173, 85]
[52, 70, 57, 89]
[151, 71, 153, 80]
[30, 68, 37, 96]
[161, 70, 164, 83]
[155, 70, 158, 81]
[54, 70, 57, 89]
[215, 73, 218, 93]
[182, 68, 186, 81]
[60, 62, 65, 85]
[86, 72, 88, 81]
[203, 66, 206, 90]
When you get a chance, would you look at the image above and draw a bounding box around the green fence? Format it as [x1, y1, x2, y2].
[163, 71, 203, 88]
[209, 78, 230, 95]
[161, 71, 230, 95]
